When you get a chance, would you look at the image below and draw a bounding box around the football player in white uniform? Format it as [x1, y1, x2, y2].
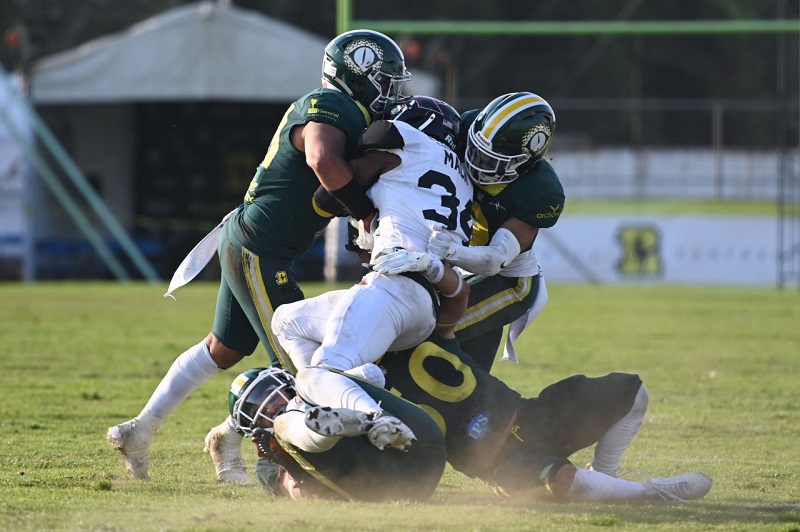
[271, 96, 472, 421]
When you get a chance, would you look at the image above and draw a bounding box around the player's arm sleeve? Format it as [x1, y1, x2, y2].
[449, 227, 521, 276]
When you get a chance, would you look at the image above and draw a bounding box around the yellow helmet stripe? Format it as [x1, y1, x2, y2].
[482, 95, 544, 139]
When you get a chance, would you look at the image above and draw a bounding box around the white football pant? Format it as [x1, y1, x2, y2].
[273, 271, 437, 371]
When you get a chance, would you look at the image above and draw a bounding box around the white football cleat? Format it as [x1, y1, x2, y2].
[204, 419, 252, 484]
[106, 419, 154, 480]
[304, 407, 416, 450]
[641, 472, 713, 502]
[304, 407, 374, 437]
[366, 412, 416, 451]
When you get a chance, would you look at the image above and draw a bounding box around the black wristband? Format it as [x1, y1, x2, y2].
[329, 178, 375, 220]
[312, 185, 348, 218]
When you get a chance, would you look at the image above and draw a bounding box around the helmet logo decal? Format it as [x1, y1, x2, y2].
[344, 40, 384, 74]
[523, 124, 552, 155]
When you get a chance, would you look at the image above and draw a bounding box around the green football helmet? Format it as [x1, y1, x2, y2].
[322, 29, 412, 117]
[465, 92, 556, 185]
[228, 367, 297, 437]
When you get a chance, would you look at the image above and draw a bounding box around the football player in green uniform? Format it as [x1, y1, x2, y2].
[427, 92, 564, 371]
[107, 29, 411, 482]
[376, 329, 712, 502]
[225, 366, 446, 501]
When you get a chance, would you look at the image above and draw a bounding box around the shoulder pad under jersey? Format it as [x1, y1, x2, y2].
[357, 120, 405, 155]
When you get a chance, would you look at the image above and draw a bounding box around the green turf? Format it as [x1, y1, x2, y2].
[1, 281, 798, 530]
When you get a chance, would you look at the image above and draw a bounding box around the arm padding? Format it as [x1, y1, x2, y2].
[450, 227, 521, 276]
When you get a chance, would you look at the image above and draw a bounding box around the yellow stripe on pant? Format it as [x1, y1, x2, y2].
[241, 247, 296, 374]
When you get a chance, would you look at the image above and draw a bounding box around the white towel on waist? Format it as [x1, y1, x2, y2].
[164, 209, 236, 299]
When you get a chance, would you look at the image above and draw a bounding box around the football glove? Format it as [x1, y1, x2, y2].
[350, 214, 378, 251]
[427, 230, 460, 261]
[372, 249, 444, 283]
[372, 249, 431, 275]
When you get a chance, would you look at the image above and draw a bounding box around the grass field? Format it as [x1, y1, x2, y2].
[1, 281, 798, 531]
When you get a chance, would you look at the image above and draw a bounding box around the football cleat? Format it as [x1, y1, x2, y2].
[106, 419, 155, 480]
[304, 407, 416, 451]
[641, 472, 713, 502]
[304, 406, 374, 437]
[204, 420, 252, 484]
[366, 411, 417, 451]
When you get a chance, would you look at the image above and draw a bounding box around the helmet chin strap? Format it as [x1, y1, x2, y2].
[331, 77, 354, 97]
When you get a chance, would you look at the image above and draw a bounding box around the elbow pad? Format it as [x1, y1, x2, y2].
[489, 228, 522, 268]
[451, 228, 521, 276]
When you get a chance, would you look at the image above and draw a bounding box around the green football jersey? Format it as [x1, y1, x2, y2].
[459, 109, 565, 248]
[381, 334, 522, 478]
[236, 89, 371, 258]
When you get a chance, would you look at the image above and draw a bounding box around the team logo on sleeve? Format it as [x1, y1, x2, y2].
[467, 413, 490, 440]
[344, 40, 383, 74]
[536, 204, 562, 219]
[275, 271, 289, 285]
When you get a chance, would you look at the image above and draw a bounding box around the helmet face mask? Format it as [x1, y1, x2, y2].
[465, 92, 556, 186]
[386, 95, 461, 151]
[229, 368, 297, 437]
[322, 29, 412, 117]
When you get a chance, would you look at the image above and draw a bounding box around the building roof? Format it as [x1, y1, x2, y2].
[30, 2, 438, 104]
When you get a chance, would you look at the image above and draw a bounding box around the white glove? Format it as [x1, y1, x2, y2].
[371, 249, 431, 275]
[427, 231, 460, 261]
[350, 215, 378, 251]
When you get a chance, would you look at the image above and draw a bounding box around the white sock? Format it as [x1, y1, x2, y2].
[591, 384, 648, 475]
[140, 339, 222, 423]
[566, 468, 646, 501]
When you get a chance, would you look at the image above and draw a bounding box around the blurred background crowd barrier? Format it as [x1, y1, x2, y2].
[0, 0, 797, 287]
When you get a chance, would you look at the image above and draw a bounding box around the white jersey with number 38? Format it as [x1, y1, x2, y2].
[367, 120, 473, 260]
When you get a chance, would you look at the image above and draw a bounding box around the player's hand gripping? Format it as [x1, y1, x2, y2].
[371, 249, 431, 275]
[427, 230, 459, 261]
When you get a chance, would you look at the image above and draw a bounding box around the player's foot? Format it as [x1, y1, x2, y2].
[304, 407, 416, 451]
[641, 472, 712, 501]
[304, 407, 374, 437]
[204, 419, 252, 484]
[106, 419, 154, 480]
[367, 411, 416, 451]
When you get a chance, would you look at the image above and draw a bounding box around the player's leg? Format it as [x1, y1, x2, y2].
[282, 376, 447, 501]
[311, 273, 436, 370]
[588, 383, 649, 476]
[499, 373, 711, 501]
[515, 373, 644, 457]
[205, 240, 309, 483]
[296, 367, 416, 451]
[107, 276, 257, 480]
[218, 240, 304, 372]
[272, 289, 349, 369]
[454, 273, 540, 371]
[555, 464, 712, 502]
